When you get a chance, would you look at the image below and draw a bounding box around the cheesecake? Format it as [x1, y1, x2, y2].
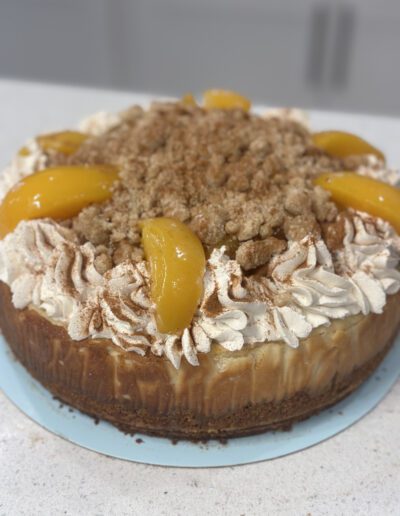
[0, 90, 399, 439]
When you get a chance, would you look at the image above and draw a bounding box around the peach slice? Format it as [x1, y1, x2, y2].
[18, 146, 30, 157]
[37, 131, 89, 155]
[312, 131, 385, 162]
[17, 131, 89, 158]
[141, 217, 206, 334]
[203, 89, 251, 111]
[0, 165, 118, 238]
[181, 93, 197, 106]
[314, 172, 400, 232]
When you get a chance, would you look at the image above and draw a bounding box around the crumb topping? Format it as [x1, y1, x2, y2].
[49, 102, 360, 271]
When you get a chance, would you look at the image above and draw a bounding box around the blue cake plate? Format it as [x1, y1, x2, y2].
[1, 334, 399, 468]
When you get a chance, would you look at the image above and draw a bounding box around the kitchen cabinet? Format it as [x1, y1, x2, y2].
[122, 0, 321, 106]
[0, 0, 112, 86]
[1, 0, 400, 114]
[324, 1, 400, 114]
[108, 0, 400, 114]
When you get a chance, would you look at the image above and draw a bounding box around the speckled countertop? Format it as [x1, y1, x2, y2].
[0, 79, 400, 516]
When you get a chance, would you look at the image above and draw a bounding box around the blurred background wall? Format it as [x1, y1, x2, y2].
[1, 0, 400, 115]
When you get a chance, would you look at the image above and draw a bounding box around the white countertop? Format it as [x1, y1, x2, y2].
[0, 79, 399, 516]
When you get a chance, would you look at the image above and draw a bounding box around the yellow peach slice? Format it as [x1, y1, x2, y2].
[141, 217, 206, 334]
[312, 131, 385, 162]
[203, 89, 251, 111]
[0, 165, 118, 238]
[18, 146, 30, 157]
[314, 172, 400, 232]
[37, 131, 89, 155]
[181, 93, 197, 106]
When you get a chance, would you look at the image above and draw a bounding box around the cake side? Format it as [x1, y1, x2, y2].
[1, 281, 399, 439]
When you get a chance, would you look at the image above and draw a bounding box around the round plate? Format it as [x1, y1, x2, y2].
[1, 334, 399, 468]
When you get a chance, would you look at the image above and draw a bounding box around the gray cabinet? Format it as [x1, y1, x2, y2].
[122, 0, 319, 105]
[108, 0, 400, 114]
[326, 2, 400, 114]
[0, 0, 399, 115]
[0, 0, 112, 86]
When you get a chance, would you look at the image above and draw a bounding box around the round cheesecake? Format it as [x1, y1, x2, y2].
[0, 96, 399, 439]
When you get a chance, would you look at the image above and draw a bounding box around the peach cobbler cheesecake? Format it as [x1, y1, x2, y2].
[1, 90, 400, 439]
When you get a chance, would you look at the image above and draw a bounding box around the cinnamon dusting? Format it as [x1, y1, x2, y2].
[46, 101, 360, 272]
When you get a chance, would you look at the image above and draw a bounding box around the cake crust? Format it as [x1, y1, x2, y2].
[1, 281, 399, 439]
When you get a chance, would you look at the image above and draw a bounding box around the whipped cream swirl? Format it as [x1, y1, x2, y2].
[1, 110, 400, 368]
[0, 139, 47, 202]
[193, 214, 400, 352]
[78, 111, 121, 136]
[0, 213, 399, 368]
[0, 220, 153, 354]
[356, 154, 399, 186]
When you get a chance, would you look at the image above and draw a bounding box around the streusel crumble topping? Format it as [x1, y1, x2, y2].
[48, 102, 364, 271]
